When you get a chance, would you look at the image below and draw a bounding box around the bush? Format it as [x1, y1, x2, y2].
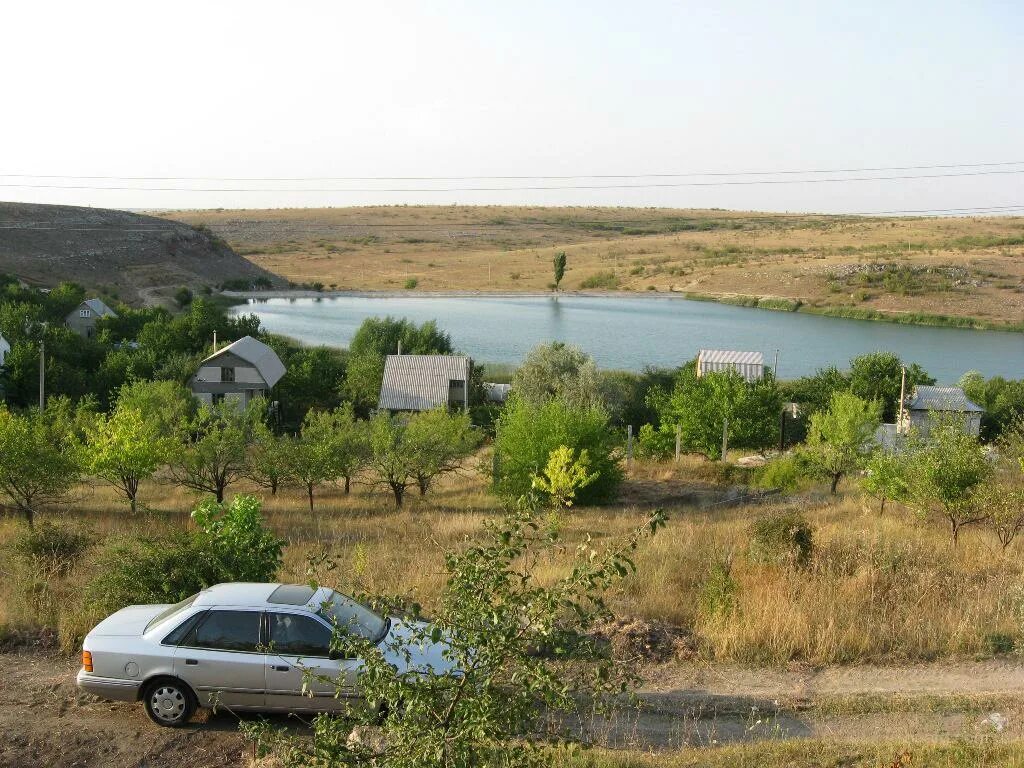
[698, 557, 738, 620]
[635, 422, 673, 459]
[579, 271, 620, 290]
[747, 510, 814, 569]
[404, 278, 419, 289]
[754, 454, 807, 493]
[86, 495, 283, 614]
[493, 397, 623, 506]
[173, 286, 193, 307]
[11, 521, 92, 577]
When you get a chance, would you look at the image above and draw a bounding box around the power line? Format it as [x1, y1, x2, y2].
[1, 160, 1023, 181]
[2, 168, 1024, 193]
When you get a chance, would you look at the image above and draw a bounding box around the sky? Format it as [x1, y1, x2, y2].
[1, 0, 1022, 213]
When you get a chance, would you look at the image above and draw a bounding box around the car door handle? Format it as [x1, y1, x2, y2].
[184, 658, 199, 666]
[272, 665, 290, 672]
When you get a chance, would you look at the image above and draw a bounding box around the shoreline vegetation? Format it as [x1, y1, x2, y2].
[225, 287, 1024, 333]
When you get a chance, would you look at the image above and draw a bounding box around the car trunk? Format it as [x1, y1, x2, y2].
[88, 604, 170, 636]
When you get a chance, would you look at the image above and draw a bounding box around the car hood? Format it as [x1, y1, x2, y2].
[381, 619, 460, 676]
[88, 604, 170, 637]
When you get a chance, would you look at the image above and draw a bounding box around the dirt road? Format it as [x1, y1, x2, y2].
[3, 650, 1023, 766]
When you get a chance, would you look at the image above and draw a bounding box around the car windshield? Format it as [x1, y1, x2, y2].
[316, 590, 388, 643]
[145, 593, 199, 633]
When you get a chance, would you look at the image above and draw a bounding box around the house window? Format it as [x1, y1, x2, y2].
[212, 393, 225, 405]
[79, 309, 91, 318]
[221, 367, 235, 383]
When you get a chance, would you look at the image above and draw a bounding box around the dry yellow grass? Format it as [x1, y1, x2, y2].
[165, 206, 1024, 326]
[1, 460, 1020, 664]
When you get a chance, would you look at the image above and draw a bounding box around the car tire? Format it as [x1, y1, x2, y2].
[143, 678, 196, 727]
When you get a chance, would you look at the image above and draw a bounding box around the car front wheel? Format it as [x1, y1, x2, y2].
[143, 678, 196, 727]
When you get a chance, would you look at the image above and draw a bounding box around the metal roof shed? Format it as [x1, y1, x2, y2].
[697, 349, 764, 382]
[378, 354, 471, 412]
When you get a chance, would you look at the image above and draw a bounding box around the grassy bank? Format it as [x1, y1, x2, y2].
[684, 290, 1024, 331]
[2, 457, 1021, 664]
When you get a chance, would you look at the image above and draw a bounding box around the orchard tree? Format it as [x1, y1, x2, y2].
[0, 404, 81, 526]
[244, 499, 667, 768]
[802, 391, 881, 494]
[171, 399, 261, 502]
[245, 421, 293, 495]
[114, 379, 195, 441]
[86, 406, 175, 513]
[902, 419, 991, 544]
[861, 449, 907, 514]
[366, 412, 416, 507]
[530, 445, 598, 510]
[982, 421, 1024, 550]
[289, 406, 369, 510]
[406, 408, 480, 495]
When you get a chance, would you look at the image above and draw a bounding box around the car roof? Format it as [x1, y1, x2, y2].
[192, 582, 331, 610]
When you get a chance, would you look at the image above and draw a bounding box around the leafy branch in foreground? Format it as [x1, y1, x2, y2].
[246, 498, 667, 768]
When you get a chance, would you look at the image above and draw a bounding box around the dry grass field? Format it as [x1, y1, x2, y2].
[166, 206, 1024, 327]
[3, 457, 1021, 667]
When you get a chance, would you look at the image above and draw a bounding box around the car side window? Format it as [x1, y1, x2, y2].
[183, 610, 261, 652]
[162, 610, 207, 646]
[268, 612, 333, 657]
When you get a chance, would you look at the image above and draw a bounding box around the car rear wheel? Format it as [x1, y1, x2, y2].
[143, 678, 196, 727]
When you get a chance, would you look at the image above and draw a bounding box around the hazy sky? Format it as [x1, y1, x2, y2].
[2, 1, 1021, 212]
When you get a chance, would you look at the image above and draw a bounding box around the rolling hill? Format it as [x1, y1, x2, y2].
[0, 201, 281, 304]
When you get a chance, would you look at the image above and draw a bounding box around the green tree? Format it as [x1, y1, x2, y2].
[849, 352, 933, 422]
[406, 408, 480, 496]
[244, 421, 293, 495]
[983, 422, 1024, 550]
[802, 391, 881, 494]
[530, 445, 598, 510]
[344, 317, 453, 413]
[245, 501, 666, 768]
[114, 379, 195, 441]
[902, 419, 991, 544]
[171, 399, 261, 502]
[0, 405, 81, 526]
[510, 342, 603, 410]
[366, 412, 417, 507]
[655, 363, 782, 460]
[552, 250, 567, 290]
[861, 449, 908, 514]
[493, 396, 622, 505]
[85, 406, 175, 513]
[960, 371, 1024, 441]
[268, 341, 348, 431]
[288, 405, 369, 509]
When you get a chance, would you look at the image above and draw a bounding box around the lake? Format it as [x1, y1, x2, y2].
[232, 294, 1024, 383]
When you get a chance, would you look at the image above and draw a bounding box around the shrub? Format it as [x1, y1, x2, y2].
[698, 556, 738, 620]
[635, 422, 674, 460]
[173, 286, 193, 307]
[747, 510, 814, 569]
[86, 495, 283, 614]
[404, 278, 419, 289]
[579, 270, 620, 290]
[11, 522, 91, 577]
[754, 454, 807, 493]
[493, 397, 623, 506]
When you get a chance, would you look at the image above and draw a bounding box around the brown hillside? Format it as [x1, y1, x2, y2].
[0, 201, 281, 304]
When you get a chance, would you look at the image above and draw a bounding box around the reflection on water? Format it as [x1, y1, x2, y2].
[232, 295, 1024, 382]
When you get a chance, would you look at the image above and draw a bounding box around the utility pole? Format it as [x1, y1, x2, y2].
[38, 334, 45, 411]
[626, 425, 633, 467]
[674, 425, 681, 462]
[773, 349, 779, 378]
[721, 417, 729, 461]
[898, 365, 907, 434]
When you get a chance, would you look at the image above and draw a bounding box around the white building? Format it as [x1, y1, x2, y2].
[0, 333, 10, 368]
[902, 385, 984, 437]
[696, 349, 764, 382]
[189, 336, 286, 410]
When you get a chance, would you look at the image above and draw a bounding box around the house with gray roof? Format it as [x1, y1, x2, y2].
[902, 385, 983, 437]
[65, 298, 117, 339]
[378, 354, 470, 412]
[189, 335, 286, 410]
[696, 349, 764, 382]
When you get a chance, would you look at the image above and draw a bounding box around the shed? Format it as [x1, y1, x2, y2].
[378, 354, 471, 412]
[190, 335, 286, 410]
[65, 298, 118, 339]
[696, 349, 764, 382]
[484, 382, 511, 404]
[903, 385, 983, 437]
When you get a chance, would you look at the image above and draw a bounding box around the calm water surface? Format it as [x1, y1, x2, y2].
[233, 295, 1024, 383]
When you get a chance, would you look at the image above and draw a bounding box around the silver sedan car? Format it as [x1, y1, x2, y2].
[77, 582, 453, 726]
